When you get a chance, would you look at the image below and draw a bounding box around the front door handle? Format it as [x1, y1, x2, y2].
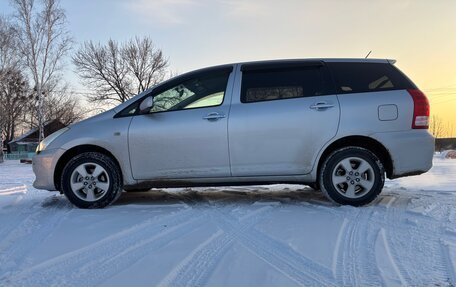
[203, 112, 226, 121]
[310, 102, 335, 110]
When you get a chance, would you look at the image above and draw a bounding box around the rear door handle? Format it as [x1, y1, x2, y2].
[203, 112, 226, 121]
[310, 102, 335, 110]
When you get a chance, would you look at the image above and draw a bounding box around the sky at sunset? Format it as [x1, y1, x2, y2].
[1, 0, 455, 136]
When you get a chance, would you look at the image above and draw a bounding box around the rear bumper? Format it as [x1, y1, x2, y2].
[32, 148, 66, 191]
[372, 130, 434, 178]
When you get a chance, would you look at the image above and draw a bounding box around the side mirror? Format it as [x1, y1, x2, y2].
[139, 96, 154, 114]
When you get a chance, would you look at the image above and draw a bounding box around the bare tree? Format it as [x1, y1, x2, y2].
[21, 85, 85, 131]
[0, 16, 20, 161]
[0, 17, 18, 70]
[0, 75, 3, 162]
[449, 122, 455, 138]
[0, 68, 29, 153]
[430, 115, 449, 139]
[124, 37, 168, 94]
[46, 88, 85, 126]
[0, 70, 4, 162]
[73, 36, 169, 105]
[11, 0, 72, 142]
[73, 40, 131, 103]
[443, 121, 454, 138]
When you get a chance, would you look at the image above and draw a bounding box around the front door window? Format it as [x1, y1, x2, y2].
[147, 71, 230, 114]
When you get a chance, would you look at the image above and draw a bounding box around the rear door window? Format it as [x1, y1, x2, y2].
[327, 62, 416, 94]
[240, 64, 332, 103]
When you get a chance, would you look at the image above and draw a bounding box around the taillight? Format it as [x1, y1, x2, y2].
[407, 89, 430, 129]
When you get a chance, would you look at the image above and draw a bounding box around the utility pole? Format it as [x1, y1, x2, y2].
[0, 91, 3, 163]
[0, 110, 4, 163]
[0, 128, 4, 163]
[37, 85, 45, 142]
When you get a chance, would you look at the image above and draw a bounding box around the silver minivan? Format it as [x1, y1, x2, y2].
[33, 59, 434, 208]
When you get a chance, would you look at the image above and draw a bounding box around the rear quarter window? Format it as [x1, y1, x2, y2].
[327, 62, 416, 94]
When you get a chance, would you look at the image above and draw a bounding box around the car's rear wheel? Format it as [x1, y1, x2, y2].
[319, 147, 385, 206]
[61, 152, 122, 208]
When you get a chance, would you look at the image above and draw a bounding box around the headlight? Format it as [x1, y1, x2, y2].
[36, 127, 69, 153]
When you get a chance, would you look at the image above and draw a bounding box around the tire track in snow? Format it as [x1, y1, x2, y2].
[334, 209, 361, 286]
[0, 185, 27, 195]
[441, 241, 456, 285]
[0, 195, 69, 243]
[331, 218, 348, 279]
[382, 193, 453, 286]
[377, 228, 407, 286]
[210, 207, 338, 287]
[159, 205, 276, 287]
[332, 207, 381, 286]
[326, 191, 456, 286]
[0, 195, 73, 277]
[319, 196, 387, 286]
[355, 198, 395, 286]
[0, 183, 62, 242]
[162, 191, 338, 287]
[0, 185, 35, 237]
[266, 196, 384, 286]
[0, 206, 202, 287]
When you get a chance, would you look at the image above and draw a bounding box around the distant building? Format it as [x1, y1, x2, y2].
[7, 120, 66, 153]
[435, 138, 456, 152]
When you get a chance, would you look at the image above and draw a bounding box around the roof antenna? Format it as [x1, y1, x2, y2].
[365, 50, 372, 59]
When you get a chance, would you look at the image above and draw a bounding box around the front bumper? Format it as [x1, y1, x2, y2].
[32, 148, 66, 191]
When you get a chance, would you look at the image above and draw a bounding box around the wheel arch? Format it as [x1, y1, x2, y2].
[54, 145, 123, 191]
[316, 135, 394, 180]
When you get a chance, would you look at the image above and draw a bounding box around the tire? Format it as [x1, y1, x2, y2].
[61, 152, 123, 208]
[319, 147, 385, 206]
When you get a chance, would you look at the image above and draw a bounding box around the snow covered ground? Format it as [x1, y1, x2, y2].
[0, 157, 455, 287]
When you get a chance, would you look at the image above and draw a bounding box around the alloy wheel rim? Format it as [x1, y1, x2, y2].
[70, 163, 110, 202]
[331, 157, 375, 199]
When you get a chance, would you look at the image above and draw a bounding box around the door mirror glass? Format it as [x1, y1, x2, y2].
[139, 96, 154, 113]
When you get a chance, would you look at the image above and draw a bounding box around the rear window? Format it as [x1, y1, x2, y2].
[327, 62, 416, 94]
[240, 66, 330, 103]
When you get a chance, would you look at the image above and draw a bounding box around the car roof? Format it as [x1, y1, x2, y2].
[234, 58, 396, 66]
[183, 58, 397, 76]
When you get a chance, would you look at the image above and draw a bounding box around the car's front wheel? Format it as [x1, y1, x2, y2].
[319, 147, 385, 206]
[61, 152, 122, 208]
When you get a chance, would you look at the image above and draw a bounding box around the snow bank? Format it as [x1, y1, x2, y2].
[441, 150, 456, 159]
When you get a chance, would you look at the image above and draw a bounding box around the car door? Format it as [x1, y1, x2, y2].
[128, 66, 235, 180]
[228, 61, 340, 176]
